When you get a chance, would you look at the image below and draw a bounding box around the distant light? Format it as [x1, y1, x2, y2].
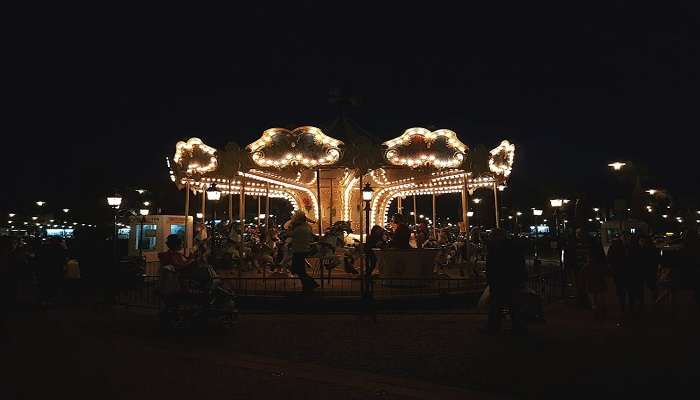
[31, 216, 38, 221]
[593, 208, 600, 212]
[532, 209, 543, 216]
[62, 208, 70, 213]
[107, 193, 123, 208]
[550, 199, 564, 208]
[588, 218, 593, 222]
[196, 212, 204, 219]
[139, 209, 150, 216]
[608, 161, 626, 171]
[516, 212, 522, 216]
[9, 213, 15, 218]
[646, 189, 658, 195]
[36, 201, 46, 207]
[508, 216, 513, 219]
[136, 189, 146, 194]
[543, 219, 548, 222]
[143, 201, 151, 207]
[467, 211, 474, 217]
[473, 198, 482, 204]
[662, 215, 668, 219]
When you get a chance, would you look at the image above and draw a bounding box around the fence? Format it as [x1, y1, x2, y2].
[117, 264, 564, 311]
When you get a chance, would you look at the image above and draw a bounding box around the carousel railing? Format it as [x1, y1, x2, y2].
[116, 261, 565, 309]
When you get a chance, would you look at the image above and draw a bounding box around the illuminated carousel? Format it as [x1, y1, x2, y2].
[165, 122, 516, 296]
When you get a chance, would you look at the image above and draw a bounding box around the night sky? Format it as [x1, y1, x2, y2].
[6, 2, 700, 223]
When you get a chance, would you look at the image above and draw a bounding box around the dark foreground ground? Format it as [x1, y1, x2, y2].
[3, 289, 699, 400]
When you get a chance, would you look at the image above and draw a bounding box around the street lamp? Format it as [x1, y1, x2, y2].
[107, 193, 123, 208]
[550, 199, 565, 237]
[36, 201, 46, 207]
[107, 192, 123, 297]
[196, 212, 204, 220]
[206, 183, 221, 201]
[206, 183, 221, 228]
[645, 189, 658, 195]
[143, 201, 151, 207]
[608, 161, 626, 171]
[139, 209, 150, 216]
[62, 208, 70, 213]
[9, 213, 15, 218]
[473, 198, 482, 204]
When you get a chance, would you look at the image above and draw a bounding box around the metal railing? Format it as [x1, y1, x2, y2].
[116, 264, 564, 310]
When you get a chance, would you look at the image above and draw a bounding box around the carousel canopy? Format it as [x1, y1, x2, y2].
[246, 126, 343, 169]
[382, 127, 469, 169]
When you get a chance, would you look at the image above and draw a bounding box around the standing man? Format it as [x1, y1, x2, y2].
[481, 228, 528, 335]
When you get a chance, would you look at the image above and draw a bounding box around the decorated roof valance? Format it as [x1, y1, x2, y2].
[488, 140, 515, 178]
[246, 126, 344, 169]
[173, 137, 218, 175]
[382, 128, 468, 169]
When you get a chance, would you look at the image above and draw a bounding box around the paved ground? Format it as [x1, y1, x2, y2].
[4, 283, 699, 399]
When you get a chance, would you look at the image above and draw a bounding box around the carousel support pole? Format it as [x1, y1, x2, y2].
[228, 178, 233, 224]
[397, 196, 403, 215]
[239, 176, 246, 274]
[493, 182, 500, 229]
[184, 182, 191, 256]
[358, 173, 365, 297]
[463, 176, 470, 272]
[316, 167, 324, 287]
[432, 193, 437, 239]
[412, 194, 418, 226]
[460, 177, 468, 233]
[329, 178, 333, 227]
[257, 196, 261, 231]
[265, 182, 270, 235]
[201, 188, 206, 230]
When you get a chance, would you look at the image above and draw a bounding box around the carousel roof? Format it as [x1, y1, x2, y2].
[246, 126, 343, 169]
[382, 127, 469, 169]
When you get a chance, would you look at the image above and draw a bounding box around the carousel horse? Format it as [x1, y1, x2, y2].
[314, 221, 358, 274]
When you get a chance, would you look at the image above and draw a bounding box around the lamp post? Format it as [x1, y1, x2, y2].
[107, 192, 123, 291]
[549, 199, 564, 237]
[532, 208, 543, 263]
[206, 183, 221, 230]
[362, 183, 374, 298]
[472, 198, 482, 228]
[138, 208, 149, 258]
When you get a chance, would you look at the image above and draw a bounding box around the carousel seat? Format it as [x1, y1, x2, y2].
[374, 248, 439, 288]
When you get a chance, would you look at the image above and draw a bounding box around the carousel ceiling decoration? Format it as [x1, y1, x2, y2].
[488, 140, 515, 177]
[173, 137, 218, 175]
[383, 128, 468, 169]
[247, 126, 344, 169]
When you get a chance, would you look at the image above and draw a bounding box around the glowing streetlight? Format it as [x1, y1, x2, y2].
[36, 201, 46, 207]
[31, 216, 38, 221]
[608, 161, 626, 171]
[107, 193, 123, 208]
[645, 189, 658, 195]
[139, 209, 150, 216]
[467, 211, 474, 217]
[550, 199, 564, 208]
[206, 183, 221, 201]
[136, 189, 146, 194]
[516, 212, 522, 216]
[593, 208, 600, 212]
[196, 212, 204, 219]
[472, 198, 482, 204]
[62, 208, 70, 213]
[143, 201, 151, 207]
[9, 213, 15, 218]
[532, 209, 543, 216]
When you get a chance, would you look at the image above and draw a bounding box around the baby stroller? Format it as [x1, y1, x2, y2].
[158, 264, 238, 331]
